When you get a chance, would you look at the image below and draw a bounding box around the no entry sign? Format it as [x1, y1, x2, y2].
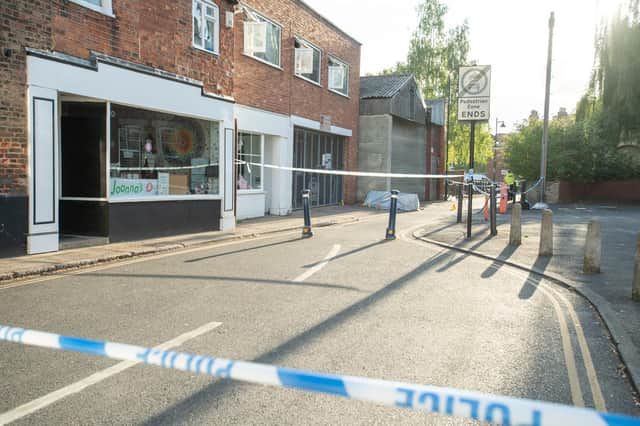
[458, 65, 491, 122]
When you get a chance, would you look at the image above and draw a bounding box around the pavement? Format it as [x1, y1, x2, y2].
[1, 205, 638, 424]
[415, 199, 640, 393]
[0, 205, 387, 283]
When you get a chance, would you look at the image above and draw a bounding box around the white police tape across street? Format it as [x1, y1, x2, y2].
[1, 325, 638, 425]
[237, 160, 463, 179]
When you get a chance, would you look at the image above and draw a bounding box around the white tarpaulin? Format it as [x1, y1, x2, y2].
[362, 191, 420, 211]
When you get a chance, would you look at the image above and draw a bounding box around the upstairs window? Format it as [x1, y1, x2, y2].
[70, 0, 113, 16]
[328, 56, 349, 97]
[193, 0, 220, 54]
[294, 38, 321, 85]
[244, 12, 281, 68]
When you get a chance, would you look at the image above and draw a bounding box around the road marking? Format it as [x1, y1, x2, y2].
[0, 231, 300, 291]
[543, 285, 607, 411]
[293, 244, 341, 283]
[535, 284, 586, 407]
[0, 321, 222, 425]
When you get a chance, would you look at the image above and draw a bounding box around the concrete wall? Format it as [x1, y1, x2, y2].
[390, 117, 426, 199]
[357, 115, 391, 200]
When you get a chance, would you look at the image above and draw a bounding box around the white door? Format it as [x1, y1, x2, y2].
[27, 86, 59, 254]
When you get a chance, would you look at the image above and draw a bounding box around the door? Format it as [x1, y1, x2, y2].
[27, 86, 59, 254]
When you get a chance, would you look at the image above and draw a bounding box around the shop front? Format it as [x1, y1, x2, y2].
[26, 50, 235, 254]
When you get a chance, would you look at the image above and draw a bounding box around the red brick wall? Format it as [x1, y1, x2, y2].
[0, 0, 235, 196]
[233, 0, 361, 202]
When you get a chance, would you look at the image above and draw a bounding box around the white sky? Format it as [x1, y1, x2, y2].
[304, 0, 626, 133]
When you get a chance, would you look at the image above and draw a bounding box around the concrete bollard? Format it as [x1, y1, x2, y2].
[583, 219, 601, 274]
[633, 234, 640, 301]
[539, 209, 553, 257]
[509, 203, 522, 246]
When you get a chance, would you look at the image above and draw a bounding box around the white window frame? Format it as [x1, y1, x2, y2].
[237, 132, 264, 192]
[69, 0, 114, 17]
[192, 0, 220, 55]
[328, 55, 349, 98]
[294, 37, 322, 86]
[243, 10, 282, 69]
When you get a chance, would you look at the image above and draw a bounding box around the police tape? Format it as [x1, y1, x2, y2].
[1, 325, 638, 425]
[237, 160, 463, 179]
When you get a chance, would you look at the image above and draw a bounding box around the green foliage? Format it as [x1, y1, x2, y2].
[505, 1, 640, 183]
[448, 123, 494, 172]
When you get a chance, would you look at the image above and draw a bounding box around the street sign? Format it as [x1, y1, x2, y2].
[458, 65, 491, 122]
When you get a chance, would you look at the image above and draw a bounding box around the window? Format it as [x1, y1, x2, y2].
[109, 104, 220, 199]
[328, 56, 349, 96]
[69, 0, 113, 16]
[294, 38, 321, 85]
[237, 133, 263, 191]
[193, 0, 219, 54]
[243, 11, 281, 68]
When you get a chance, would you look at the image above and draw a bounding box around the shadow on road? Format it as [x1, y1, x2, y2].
[435, 235, 493, 273]
[303, 240, 386, 268]
[184, 237, 302, 263]
[480, 244, 518, 279]
[138, 249, 456, 425]
[82, 272, 364, 293]
[518, 256, 551, 300]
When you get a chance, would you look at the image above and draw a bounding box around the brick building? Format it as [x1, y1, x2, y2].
[0, 0, 360, 256]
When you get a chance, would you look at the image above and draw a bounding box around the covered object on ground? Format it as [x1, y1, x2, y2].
[362, 191, 420, 211]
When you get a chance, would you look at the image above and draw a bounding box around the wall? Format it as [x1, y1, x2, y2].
[234, 0, 361, 203]
[391, 80, 426, 124]
[357, 115, 391, 200]
[390, 117, 426, 199]
[557, 180, 640, 203]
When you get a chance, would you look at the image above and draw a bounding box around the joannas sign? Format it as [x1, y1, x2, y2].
[110, 178, 158, 198]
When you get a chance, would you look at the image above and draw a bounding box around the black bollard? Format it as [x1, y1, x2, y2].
[520, 180, 530, 210]
[490, 184, 497, 236]
[457, 184, 463, 224]
[385, 189, 399, 240]
[302, 189, 313, 238]
[467, 183, 473, 238]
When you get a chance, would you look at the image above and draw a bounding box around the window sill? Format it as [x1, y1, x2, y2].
[328, 88, 350, 99]
[238, 190, 265, 195]
[294, 74, 322, 87]
[68, 0, 115, 18]
[242, 52, 282, 71]
[191, 45, 220, 57]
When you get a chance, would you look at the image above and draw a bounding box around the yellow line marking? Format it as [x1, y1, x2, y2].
[543, 285, 607, 411]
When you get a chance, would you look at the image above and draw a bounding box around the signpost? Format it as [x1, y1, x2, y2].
[458, 65, 491, 238]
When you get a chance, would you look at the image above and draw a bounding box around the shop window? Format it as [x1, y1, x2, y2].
[193, 0, 219, 54]
[109, 104, 220, 199]
[69, 0, 113, 16]
[294, 38, 321, 85]
[237, 133, 263, 191]
[328, 56, 349, 97]
[243, 11, 281, 68]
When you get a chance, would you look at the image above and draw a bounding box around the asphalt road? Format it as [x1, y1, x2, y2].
[0, 209, 638, 425]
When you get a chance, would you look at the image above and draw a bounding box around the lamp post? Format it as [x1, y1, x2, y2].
[493, 118, 506, 181]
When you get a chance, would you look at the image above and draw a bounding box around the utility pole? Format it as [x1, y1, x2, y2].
[534, 11, 554, 209]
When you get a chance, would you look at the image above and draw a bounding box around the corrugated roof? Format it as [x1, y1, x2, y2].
[359, 74, 413, 99]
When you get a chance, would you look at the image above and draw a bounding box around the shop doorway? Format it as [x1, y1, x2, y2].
[292, 128, 344, 209]
[59, 101, 109, 247]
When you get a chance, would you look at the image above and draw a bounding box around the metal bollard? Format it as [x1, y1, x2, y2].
[457, 184, 463, 224]
[385, 189, 399, 240]
[520, 180, 530, 210]
[632, 233, 640, 301]
[467, 183, 473, 239]
[509, 203, 522, 246]
[583, 219, 601, 274]
[302, 189, 313, 238]
[490, 185, 497, 236]
[539, 209, 553, 257]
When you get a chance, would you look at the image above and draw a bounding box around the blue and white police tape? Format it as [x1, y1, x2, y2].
[1, 324, 638, 426]
[236, 160, 463, 179]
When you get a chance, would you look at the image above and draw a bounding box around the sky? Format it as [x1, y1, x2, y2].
[304, 0, 626, 134]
